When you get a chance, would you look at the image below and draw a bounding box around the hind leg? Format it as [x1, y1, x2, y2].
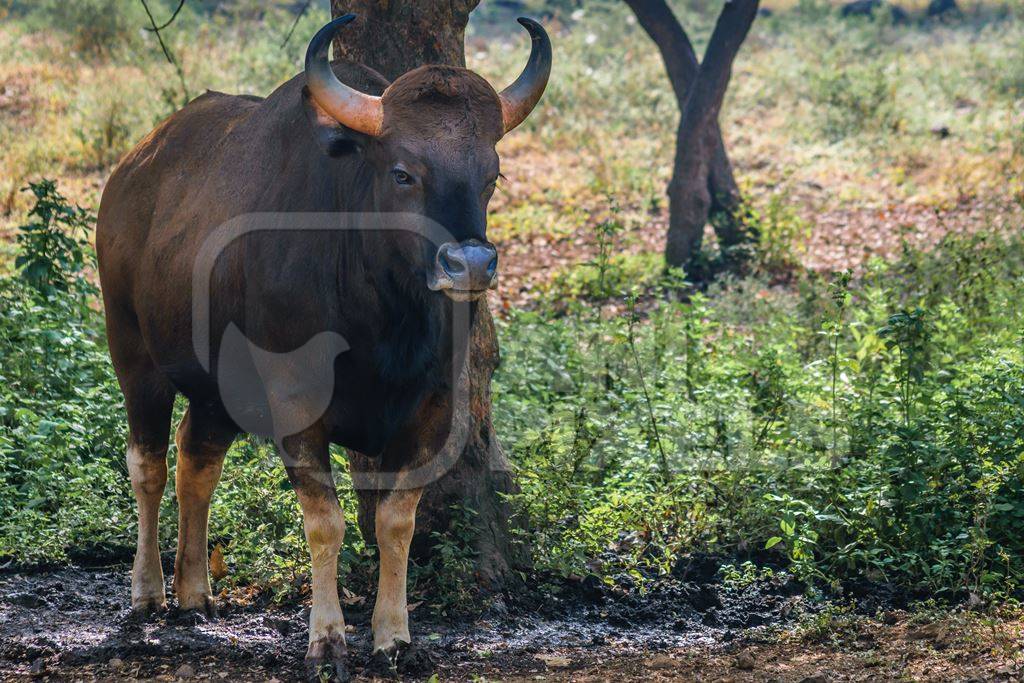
[172, 406, 235, 616]
[105, 300, 176, 613]
[119, 363, 177, 613]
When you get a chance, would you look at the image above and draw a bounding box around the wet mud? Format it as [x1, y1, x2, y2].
[0, 554, 866, 681]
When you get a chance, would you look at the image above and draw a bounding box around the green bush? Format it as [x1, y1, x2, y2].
[2, 184, 1023, 605]
[808, 56, 901, 141]
[13, 180, 94, 295]
[495, 228, 1024, 598]
[32, 0, 146, 57]
[742, 188, 811, 276]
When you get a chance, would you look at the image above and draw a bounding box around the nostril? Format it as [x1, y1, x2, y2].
[487, 256, 498, 276]
[440, 249, 465, 276]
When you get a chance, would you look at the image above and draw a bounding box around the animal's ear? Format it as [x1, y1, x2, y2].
[302, 86, 368, 157]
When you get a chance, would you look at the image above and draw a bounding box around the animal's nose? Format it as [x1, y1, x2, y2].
[436, 240, 498, 292]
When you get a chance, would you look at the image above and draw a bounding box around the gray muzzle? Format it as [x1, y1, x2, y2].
[427, 239, 498, 301]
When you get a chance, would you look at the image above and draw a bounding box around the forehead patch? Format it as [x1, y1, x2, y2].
[381, 66, 504, 141]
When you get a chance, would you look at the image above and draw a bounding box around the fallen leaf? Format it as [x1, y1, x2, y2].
[407, 601, 423, 612]
[341, 587, 365, 606]
[209, 545, 228, 581]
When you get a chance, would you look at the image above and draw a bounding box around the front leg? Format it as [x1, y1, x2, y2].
[283, 428, 349, 682]
[372, 488, 423, 658]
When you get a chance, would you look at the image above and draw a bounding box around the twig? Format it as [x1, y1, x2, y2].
[138, 0, 190, 105]
[281, 0, 314, 49]
[144, 0, 187, 32]
[626, 296, 672, 483]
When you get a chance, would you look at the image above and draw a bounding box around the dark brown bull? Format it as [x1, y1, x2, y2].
[96, 15, 550, 679]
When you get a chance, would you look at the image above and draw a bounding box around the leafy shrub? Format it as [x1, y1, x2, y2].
[496, 228, 1024, 599]
[14, 180, 94, 296]
[742, 189, 811, 276]
[32, 0, 145, 57]
[808, 56, 901, 141]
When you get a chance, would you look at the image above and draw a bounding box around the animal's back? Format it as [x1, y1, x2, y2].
[96, 91, 262, 312]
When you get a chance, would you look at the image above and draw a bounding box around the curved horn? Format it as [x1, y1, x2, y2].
[499, 18, 552, 134]
[305, 14, 383, 137]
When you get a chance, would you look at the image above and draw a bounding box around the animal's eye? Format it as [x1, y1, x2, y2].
[392, 169, 414, 186]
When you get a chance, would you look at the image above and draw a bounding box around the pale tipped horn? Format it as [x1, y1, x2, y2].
[304, 14, 383, 137]
[499, 18, 552, 134]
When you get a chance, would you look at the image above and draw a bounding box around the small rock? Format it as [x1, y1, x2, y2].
[108, 657, 124, 670]
[905, 622, 945, 641]
[649, 654, 677, 670]
[29, 659, 46, 677]
[11, 593, 47, 608]
[734, 651, 757, 670]
[174, 663, 196, 679]
[535, 653, 571, 668]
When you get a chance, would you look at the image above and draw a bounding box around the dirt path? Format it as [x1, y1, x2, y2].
[1, 560, 1021, 681]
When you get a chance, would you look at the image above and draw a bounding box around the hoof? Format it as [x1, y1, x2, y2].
[366, 641, 410, 680]
[370, 641, 436, 679]
[129, 596, 167, 618]
[305, 636, 349, 682]
[177, 593, 218, 620]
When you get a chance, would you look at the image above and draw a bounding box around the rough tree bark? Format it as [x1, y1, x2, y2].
[623, 0, 758, 270]
[330, 0, 478, 79]
[328, 0, 528, 588]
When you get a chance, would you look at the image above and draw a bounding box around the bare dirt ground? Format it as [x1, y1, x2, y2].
[1, 554, 1022, 682]
[490, 197, 1024, 311]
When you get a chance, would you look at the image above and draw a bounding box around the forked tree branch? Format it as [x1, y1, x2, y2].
[663, 0, 760, 267]
[138, 0, 190, 104]
[625, 0, 757, 263]
[677, 0, 759, 160]
[143, 0, 187, 32]
[622, 0, 700, 101]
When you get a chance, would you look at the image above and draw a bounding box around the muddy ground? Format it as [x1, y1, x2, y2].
[1, 555, 1021, 682]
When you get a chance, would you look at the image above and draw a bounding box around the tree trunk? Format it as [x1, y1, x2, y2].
[668, 0, 759, 267]
[329, 0, 478, 80]
[623, 0, 756, 269]
[329, 0, 528, 589]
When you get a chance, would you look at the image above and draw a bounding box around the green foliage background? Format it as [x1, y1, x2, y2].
[1, 182, 1022, 605]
